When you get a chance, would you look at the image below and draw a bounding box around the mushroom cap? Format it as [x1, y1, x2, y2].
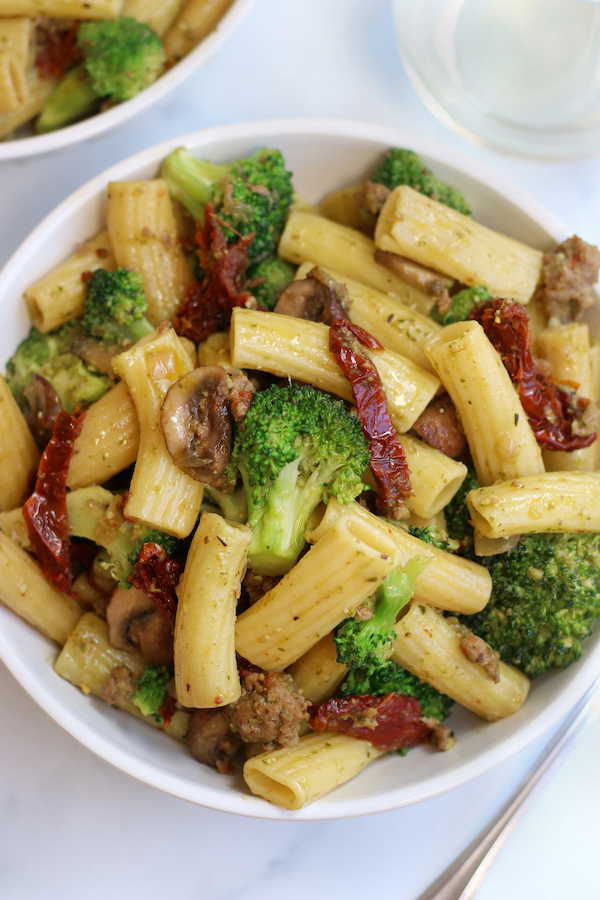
[160, 365, 232, 483]
[106, 586, 174, 668]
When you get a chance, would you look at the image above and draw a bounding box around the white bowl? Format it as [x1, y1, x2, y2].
[0, 0, 256, 161]
[0, 119, 598, 820]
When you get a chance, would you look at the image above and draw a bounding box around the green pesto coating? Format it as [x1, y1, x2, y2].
[78, 18, 164, 102]
[371, 148, 472, 216]
[6, 320, 112, 414]
[160, 146, 294, 261]
[131, 663, 170, 720]
[228, 383, 369, 575]
[340, 660, 453, 722]
[82, 268, 154, 343]
[431, 285, 492, 326]
[247, 256, 296, 309]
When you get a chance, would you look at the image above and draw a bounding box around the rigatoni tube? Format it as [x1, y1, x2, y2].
[425, 321, 544, 486]
[308, 501, 491, 616]
[0, 374, 40, 511]
[107, 179, 191, 324]
[235, 516, 397, 670]
[278, 210, 435, 314]
[0, 530, 81, 645]
[175, 513, 251, 709]
[243, 732, 383, 810]
[230, 307, 440, 433]
[467, 472, 600, 538]
[392, 602, 530, 722]
[294, 261, 441, 373]
[375, 186, 542, 306]
[112, 328, 204, 537]
[538, 324, 598, 473]
[25, 230, 116, 333]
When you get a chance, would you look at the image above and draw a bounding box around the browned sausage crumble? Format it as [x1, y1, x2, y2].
[412, 394, 467, 459]
[229, 670, 310, 750]
[461, 632, 500, 683]
[100, 666, 135, 707]
[537, 235, 600, 323]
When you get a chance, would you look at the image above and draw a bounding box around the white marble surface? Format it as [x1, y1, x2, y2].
[1, 0, 600, 897]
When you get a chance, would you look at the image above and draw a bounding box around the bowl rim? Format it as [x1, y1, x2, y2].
[0, 0, 257, 161]
[0, 116, 597, 821]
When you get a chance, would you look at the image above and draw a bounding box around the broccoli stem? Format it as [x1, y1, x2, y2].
[244, 459, 323, 576]
[160, 148, 232, 223]
[36, 66, 99, 134]
[368, 556, 430, 639]
[127, 316, 155, 343]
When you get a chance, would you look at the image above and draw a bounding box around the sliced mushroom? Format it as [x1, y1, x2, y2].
[161, 365, 232, 483]
[374, 249, 454, 299]
[412, 394, 466, 459]
[71, 337, 122, 378]
[274, 277, 330, 320]
[106, 586, 174, 668]
[275, 268, 351, 325]
[24, 374, 62, 447]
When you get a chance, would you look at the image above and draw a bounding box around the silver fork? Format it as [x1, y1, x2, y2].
[417, 675, 600, 900]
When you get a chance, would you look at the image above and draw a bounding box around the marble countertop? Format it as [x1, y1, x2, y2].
[1, 1, 600, 898]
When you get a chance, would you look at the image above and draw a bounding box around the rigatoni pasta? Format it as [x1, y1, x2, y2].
[107, 180, 191, 324]
[467, 472, 600, 538]
[230, 307, 440, 433]
[25, 230, 116, 333]
[112, 326, 204, 536]
[425, 321, 545, 485]
[375, 186, 543, 305]
[175, 513, 250, 709]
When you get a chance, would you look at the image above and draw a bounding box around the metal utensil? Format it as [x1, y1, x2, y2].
[418, 675, 600, 900]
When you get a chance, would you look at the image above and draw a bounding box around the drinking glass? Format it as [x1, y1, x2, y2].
[393, 0, 600, 158]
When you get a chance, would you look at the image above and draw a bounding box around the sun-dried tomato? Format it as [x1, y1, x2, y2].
[309, 692, 431, 751]
[130, 542, 182, 631]
[173, 205, 253, 342]
[23, 410, 84, 596]
[158, 694, 177, 728]
[329, 319, 412, 518]
[36, 22, 83, 79]
[469, 298, 597, 451]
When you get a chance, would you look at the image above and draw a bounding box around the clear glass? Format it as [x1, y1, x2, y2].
[393, 0, 600, 159]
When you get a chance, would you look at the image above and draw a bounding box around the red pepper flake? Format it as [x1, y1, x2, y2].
[130, 541, 182, 631]
[23, 410, 84, 596]
[329, 319, 412, 518]
[157, 694, 177, 728]
[309, 692, 432, 751]
[469, 298, 597, 451]
[36, 22, 83, 79]
[173, 205, 253, 343]
[81, 270, 93, 285]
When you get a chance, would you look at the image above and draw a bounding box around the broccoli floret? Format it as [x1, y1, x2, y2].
[371, 148, 471, 216]
[228, 383, 370, 575]
[160, 147, 294, 260]
[408, 524, 460, 552]
[6, 320, 112, 414]
[36, 18, 164, 133]
[462, 532, 600, 678]
[82, 268, 154, 344]
[131, 664, 170, 720]
[431, 285, 492, 326]
[341, 660, 453, 721]
[247, 257, 296, 310]
[335, 557, 430, 672]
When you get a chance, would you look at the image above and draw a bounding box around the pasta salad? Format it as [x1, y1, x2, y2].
[0, 0, 235, 141]
[1, 143, 599, 810]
